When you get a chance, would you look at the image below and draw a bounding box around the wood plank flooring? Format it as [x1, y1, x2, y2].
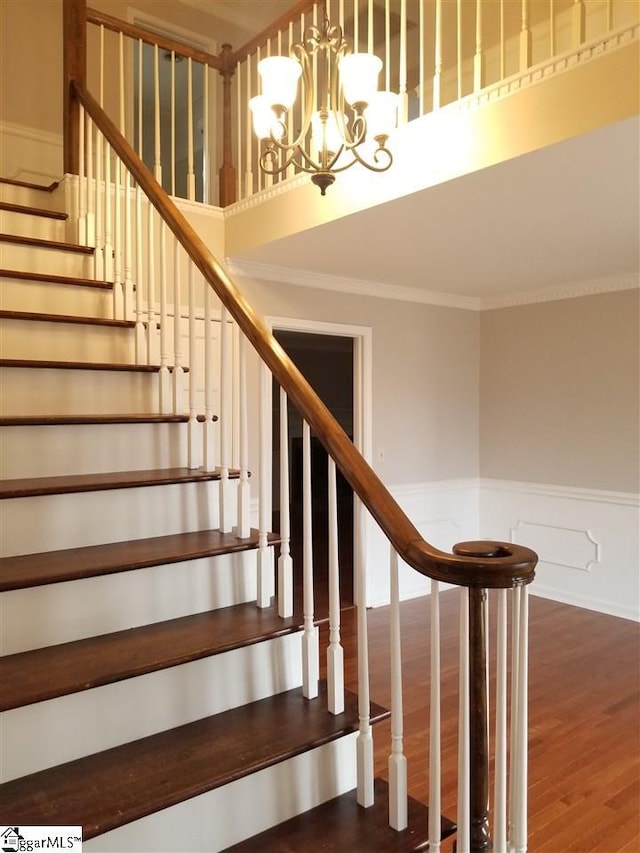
[319, 591, 639, 853]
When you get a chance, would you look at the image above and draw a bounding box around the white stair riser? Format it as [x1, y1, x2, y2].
[1, 277, 114, 317]
[0, 242, 94, 278]
[1, 422, 188, 478]
[0, 183, 65, 211]
[0, 210, 67, 241]
[0, 318, 136, 362]
[0, 480, 232, 556]
[85, 733, 358, 853]
[0, 366, 161, 415]
[2, 548, 262, 653]
[1, 631, 302, 781]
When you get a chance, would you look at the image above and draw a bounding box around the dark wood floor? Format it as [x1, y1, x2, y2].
[318, 591, 640, 853]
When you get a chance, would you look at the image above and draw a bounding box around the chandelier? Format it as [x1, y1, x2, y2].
[249, 5, 398, 195]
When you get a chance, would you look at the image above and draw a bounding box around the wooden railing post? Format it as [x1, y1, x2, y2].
[218, 44, 237, 207]
[469, 587, 492, 852]
[63, 0, 87, 175]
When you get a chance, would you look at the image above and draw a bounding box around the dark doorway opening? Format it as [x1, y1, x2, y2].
[272, 330, 355, 616]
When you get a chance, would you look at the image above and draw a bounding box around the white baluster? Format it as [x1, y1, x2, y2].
[172, 237, 185, 414]
[245, 59, 253, 198]
[219, 306, 232, 531]
[277, 387, 293, 616]
[512, 586, 529, 853]
[154, 44, 162, 184]
[434, 0, 443, 110]
[457, 587, 471, 853]
[203, 62, 209, 204]
[86, 114, 95, 248]
[399, 0, 408, 123]
[134, 184, 146, 363]
[500, 0, 506, 81]
[112, 147, 122, 318]
[388, 547, 407, 830]
[327, 457, 344, 715]
[474, 0, 483, 92]
[123, 171, 133, 320]
[78, 104, 86, 246]
[103, 142, 114, 285]
[457, 0, 463, 100]
[94, 128, 104, 280]
[257, 362, 273, 608]
[187, 262, 201, 469]
[146, 204, 159, 365]
[203, 284, 216, 470]
[520, 0, 532, 71]
[137, 39, 143, 156]
[572, 0, 585, 46]
[509, 585, 522, 849]
[429, 579, 442, 851]
[418, 0, 425, 117]
[158, 222, 171, 412]
[235, 334, 251, 538]
[187, 57, 196, 201]
[355, 498, 373, 807]
[171, 51, 176, 198]
[494, 588, 508, 853]
[302, 420, 319, 698]
[549, 0, 556, 59]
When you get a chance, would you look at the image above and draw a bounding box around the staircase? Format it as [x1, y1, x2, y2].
[0, 178, 455, 851]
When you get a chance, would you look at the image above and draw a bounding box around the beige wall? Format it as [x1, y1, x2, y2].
[236, 277, 481, 485]
[480, 289, 640, 492]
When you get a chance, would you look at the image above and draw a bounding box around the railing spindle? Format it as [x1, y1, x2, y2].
[202, 282, 216, 470]
[469, 588, 491, 852]
[429, 579, 442, 851]
[302, 419, 319, 697]
[388, 546, 407, 829]
[434, 0, 443, 110]
[153, 44, 162, 183]
[257, 362, 273, 607]
[146, 203, 159, 365]
[327, 457, 344, 715]
[187, 57, 196, 201]
[399, 0, 408, 122]
[573, 0, 585, 46]
[278, 387, 293, 617]
[457, 586, 471, 852]
[85, 112, 95, 248]
[112, 145, 122, 318]
[172, 236, 184, 413]
[219, 306, 232, 531]
[134, 184, 145, 362]
[187, 262, 201, 469]
[512, 586, 529, 853]
[494, 588, 508, 853]
[171, 51, 176, 198]
[78, 104, 87, 245]
[236, 334, 250, 538]
[356, 498, 374, 807]
[520, 0, 532, 71]
[159, 222, 171, 412]
[474, 0, 484, 93]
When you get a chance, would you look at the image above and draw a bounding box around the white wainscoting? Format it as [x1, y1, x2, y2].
[365, 479, 480, 608]
[0, 121, 63, 184]
[480, 479, 640, 622]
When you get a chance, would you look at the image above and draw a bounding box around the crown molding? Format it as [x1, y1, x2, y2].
[480, 273, 639, 310]
[226, 258, 483, 311]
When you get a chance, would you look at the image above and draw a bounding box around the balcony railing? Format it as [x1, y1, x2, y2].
[66, 0, 638, 208]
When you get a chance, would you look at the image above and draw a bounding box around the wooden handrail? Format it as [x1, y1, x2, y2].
[86, 7, 224, 71]
[73, 80, 537, 590]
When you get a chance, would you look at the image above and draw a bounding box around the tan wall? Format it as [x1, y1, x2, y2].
[480, 289, 640, 492]
[236, 277, 481, 485]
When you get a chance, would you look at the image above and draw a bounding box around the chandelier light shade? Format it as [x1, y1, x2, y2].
[250, 6, 398, 195]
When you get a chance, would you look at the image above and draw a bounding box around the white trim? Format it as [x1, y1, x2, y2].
[228, 260, 482, 312]
[481, 273, 639, 311]
[479, 477, 640, 507]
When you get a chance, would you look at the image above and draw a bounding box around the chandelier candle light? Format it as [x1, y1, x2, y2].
[249, 5, 398, 195]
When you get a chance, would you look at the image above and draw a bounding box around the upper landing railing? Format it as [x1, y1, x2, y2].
[64, 0, 638, 207]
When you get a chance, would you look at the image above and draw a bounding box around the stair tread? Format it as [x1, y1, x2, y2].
[0, 268, 112, 288]
[0, 233, 94, 253]
[0, 200, 67, 219]
[0, 528, 277, 591]
[0, 599, 296, 710]
[0, 466, 240, 499]
[224, 777, 457, 852]
[0, 684, 388, 840]
[0, 308, 136, 328]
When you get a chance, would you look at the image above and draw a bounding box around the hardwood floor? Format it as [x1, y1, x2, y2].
[319, 591, 640, 853]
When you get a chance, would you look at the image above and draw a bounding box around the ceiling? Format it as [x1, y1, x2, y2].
[231, 115, 639, 305]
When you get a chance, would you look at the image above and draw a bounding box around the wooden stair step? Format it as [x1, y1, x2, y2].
[0, 200, 67, 219]
[0, 684, 388, 841]
[0, 233, 94, 254]
[0, 466, 239, 499]
[224, 777, 457, 852]
[0, 269, 112, 289]
[1, 600, 297, 711]
[0, 528, 276, 591]
[0, 308, 135, 328]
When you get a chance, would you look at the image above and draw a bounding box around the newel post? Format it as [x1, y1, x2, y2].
[63, 0, 86, 175]
[218, 44, 237, 207]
